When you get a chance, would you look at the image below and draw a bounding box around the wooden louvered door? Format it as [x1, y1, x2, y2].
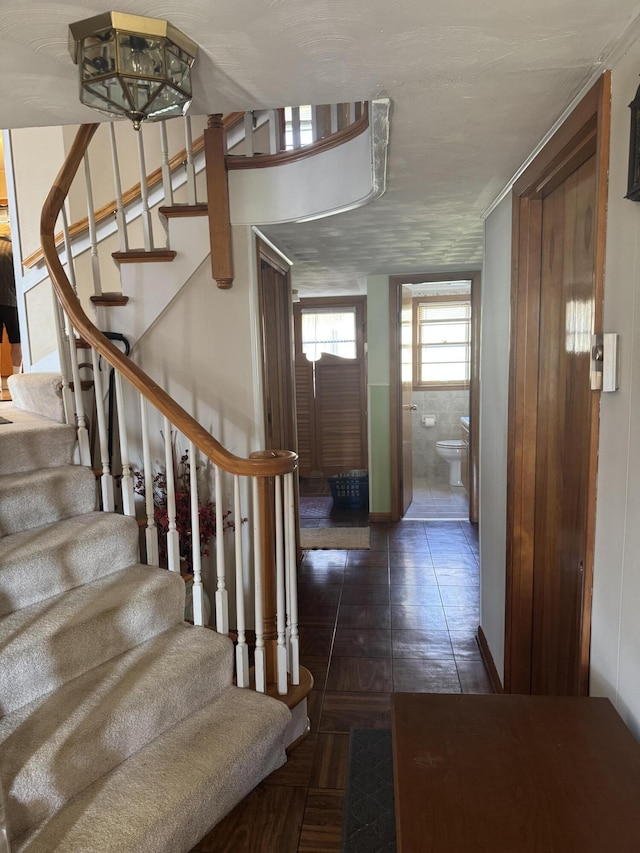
[294, 297, 367, 478]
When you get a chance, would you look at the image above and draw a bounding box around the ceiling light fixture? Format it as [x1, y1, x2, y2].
[68, 12, 198, 130]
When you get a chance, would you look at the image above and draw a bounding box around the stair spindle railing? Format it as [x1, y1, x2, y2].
[114, 372, 135, 516]
[140, 397, 159, 566]
[91, 346, 115, 512]
[233, 474, 250, 687]
[82, 149, 102, 297]
[136, 128, 153, 252]
[159, 120, 174, 211]
[188, 439, 205, 627]
[163, 416, 181, 572]
[184, 116, 197, 205]
[108, 123, 129, 253]
[252, 477, 266, 693]
[214, 464, 229, 633]
[285, 471, 300, 684]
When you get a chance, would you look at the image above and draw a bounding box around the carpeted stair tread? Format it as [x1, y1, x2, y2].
[2, 624, 236, 841]
[12, 684, 291, 853]
[0, 512, 140, 616]
[0, 465, 96, 536]
[0, 565, 184, 715]
[0, 403, 76, 475]
[7, 373, 66, 424]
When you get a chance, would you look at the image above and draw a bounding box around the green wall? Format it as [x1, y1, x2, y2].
[366, 275, 391, 514]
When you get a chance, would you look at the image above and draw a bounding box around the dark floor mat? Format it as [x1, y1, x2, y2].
[342, 728, 397, 853]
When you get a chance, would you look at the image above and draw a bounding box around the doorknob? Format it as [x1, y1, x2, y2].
[403, 404, 418, 411]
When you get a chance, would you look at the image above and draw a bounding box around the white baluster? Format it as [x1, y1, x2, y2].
[253, 478, 266, 693]
[215, 465, 229, 633]
[164, 418, 180, 571]
[160, 121, 174, 208]
[330, 103, 338, 135]
[234, 474, 249, 686]
[285, 472, 299, 684]
[269, 109, 279, 154]
[243, 111, 254, 157]
[136, 128, 153, 251]
[140, 397, 159, 565]
[274, 475, 288, 695]
[83, 148, 102, 296]
[114, 372, 135, 516]
[91, 346, 115, 511]
[311, 105, 319, 143]
[291, 107, 301, 150]
[66, 321, 91, 467]
[184, 116, 197, 205]
[189, 440, 205, 626]
[109, 123, 129, 253]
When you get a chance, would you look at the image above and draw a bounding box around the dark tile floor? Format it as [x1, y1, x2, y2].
[192, 500, 489, 853]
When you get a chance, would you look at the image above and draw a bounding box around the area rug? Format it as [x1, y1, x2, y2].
[342, 728, 397, 853]
[300, 527, 370, 550]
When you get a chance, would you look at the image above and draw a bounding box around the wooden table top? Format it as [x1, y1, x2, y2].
[391, 693, 640, 853]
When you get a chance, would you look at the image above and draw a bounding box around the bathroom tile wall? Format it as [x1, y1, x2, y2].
[412, 389, 469, 481]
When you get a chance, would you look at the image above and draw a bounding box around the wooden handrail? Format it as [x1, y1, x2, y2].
[41, 123, 297, 480]
[25, 112, 245, 269]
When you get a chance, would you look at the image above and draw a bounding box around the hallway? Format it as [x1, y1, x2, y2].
[193, 512, 489, 852]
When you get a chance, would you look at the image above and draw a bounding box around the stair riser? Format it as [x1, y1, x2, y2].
[0, 513, 140, 616]
[2, 626, 235, 841]
[0, 568, 185, 715]
[0, 421, 76, 476]
[0, 466, 96, 536]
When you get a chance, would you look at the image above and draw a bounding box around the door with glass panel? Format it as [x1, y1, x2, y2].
[293, 298, 367, 478]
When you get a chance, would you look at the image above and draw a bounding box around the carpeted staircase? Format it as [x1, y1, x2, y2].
[0, 374, 291, 852]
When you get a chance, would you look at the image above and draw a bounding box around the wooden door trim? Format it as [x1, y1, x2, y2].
[505, 72, 610, 695]
[389, 271, 481, 522]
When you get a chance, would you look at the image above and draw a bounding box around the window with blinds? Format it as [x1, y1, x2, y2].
[413, 297, 471, 388]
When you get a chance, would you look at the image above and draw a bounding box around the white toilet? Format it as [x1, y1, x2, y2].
[435, 439, 466, 487]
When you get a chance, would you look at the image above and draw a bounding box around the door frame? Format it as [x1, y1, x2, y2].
[389, 271, 481, 523]
[505, 73, 610, 695]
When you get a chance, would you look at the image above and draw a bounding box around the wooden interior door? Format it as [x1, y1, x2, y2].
[531, 156, 596, 695]
[257, 244, 296, 454]
[506, 75, 609, 695]
[293, 297, 367, 478]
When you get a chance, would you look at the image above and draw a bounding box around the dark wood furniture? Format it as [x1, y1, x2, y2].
[391, 693, 640, 852]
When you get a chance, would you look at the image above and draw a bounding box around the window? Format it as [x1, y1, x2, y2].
[413, 296, 471, 389]
[283, 105, 314, 149]
[300, 307, 357, 361]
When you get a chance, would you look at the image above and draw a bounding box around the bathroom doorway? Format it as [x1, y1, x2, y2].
[389, 272, 481, 522]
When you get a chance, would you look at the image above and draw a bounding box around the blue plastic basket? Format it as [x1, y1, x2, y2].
[328, 470, 369, 509]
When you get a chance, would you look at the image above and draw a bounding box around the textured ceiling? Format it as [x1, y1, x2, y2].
[2, 0, 640, 294]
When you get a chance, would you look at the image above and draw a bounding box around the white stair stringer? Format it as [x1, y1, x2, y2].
[98, 216, 211, 349]
[0, 375, 291, 851]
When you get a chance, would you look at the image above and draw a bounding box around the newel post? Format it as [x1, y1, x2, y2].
[204, 113, 234, 289]
[255, 474, 279, 684]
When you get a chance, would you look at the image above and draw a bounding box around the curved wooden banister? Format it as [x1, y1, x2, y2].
[41, 122, 297, 480]
[226, 104, 369, 170]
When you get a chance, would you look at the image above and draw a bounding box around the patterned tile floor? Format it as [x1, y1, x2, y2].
[404, 475, 468, 520]
[193, 494, 488, 852]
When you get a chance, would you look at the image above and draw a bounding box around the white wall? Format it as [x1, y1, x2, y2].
[590, 51, 640, 737]
[479, 194, 512, 683]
